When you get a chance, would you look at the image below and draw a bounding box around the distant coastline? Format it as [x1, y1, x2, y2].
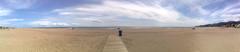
[197, 21, 240, 28]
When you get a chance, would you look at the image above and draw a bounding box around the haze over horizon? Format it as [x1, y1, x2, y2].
[0, 0, 239, 27]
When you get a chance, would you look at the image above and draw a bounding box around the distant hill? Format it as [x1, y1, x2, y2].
[197, 21, 240, 28]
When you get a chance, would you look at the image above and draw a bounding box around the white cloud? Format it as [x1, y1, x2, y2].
[178, 0, 224, 16]
[0, 7, 15, 26]
[0, 8, 12, 16]
[30, 20, 71, 27]
[210, 2, 240, 21]
[4, 18, 24, 21]
[47, 0, 209, 27]
[0, 18, 24, 26]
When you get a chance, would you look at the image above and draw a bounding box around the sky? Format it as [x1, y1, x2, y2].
[0, 0, 240, 27]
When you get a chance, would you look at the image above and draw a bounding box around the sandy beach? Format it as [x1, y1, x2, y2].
[0, 28, 112, 52]
[122, 28, 240, 52]
[0, 28, 240, 52]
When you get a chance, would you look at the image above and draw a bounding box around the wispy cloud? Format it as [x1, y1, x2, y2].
[33, 0, 210, 27]
[211, 1, 240, 21]
[0, 8, 12, 16]
[0, 0, 238, 27]
[0, 18, 24, 26]
[30, 20, 70, 27]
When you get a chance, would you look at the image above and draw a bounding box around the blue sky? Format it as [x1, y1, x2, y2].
[0, 0, 239, 27]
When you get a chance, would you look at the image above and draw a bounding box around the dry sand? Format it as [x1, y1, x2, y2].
[0, 28, 113, 52]
[1, 27, 240, 52]
[122, 28, 240, 52]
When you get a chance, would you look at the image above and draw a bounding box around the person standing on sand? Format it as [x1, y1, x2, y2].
[117, 28, 123, 37]
[71, 27, 74, 30]
[192, 27, 196, 30]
